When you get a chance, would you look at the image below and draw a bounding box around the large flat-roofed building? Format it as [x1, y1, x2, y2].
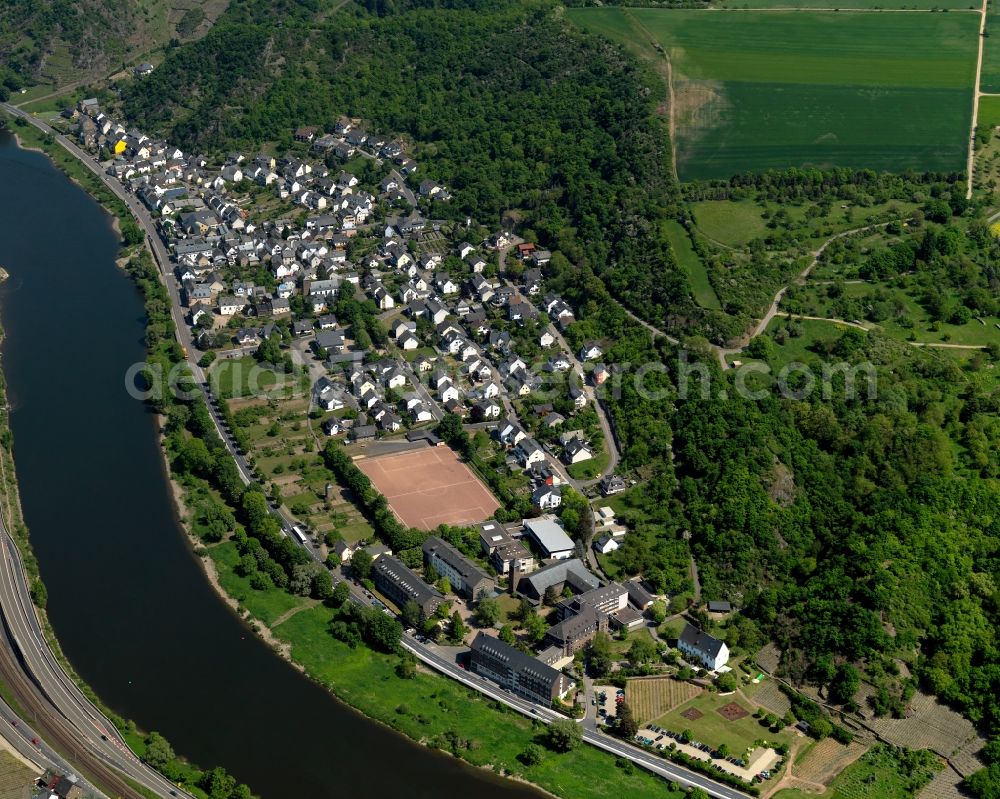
[373, 555, 444, 617]
[422, 536, 494, 600]
[478, 521, 535, 576]
[523, 516, 575, 560]
[469, 632, 573, 705]
[517, 558, 599, 602]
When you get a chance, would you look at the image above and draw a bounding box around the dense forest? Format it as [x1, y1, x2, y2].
[0, 0, 224, 96]
[553, 251, 1000, 759]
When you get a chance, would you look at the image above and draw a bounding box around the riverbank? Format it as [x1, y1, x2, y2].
[0, 326, 87, 721]
[0, 127, 255, 799]
[1, 115, 689, 799]
[156, 431, 296, 664]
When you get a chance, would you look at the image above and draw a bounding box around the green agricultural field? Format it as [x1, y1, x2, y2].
[568, 9, 978, 180]
[663, 219, 722, 308]
[981, 10, 1000, 93]
[715, 0, 973, 7]
[979, 94, 1000, 129]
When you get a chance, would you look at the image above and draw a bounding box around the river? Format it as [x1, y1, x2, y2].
[0, 128, 542, 799]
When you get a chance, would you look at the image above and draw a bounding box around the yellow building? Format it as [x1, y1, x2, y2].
[113, 139, 126, 155]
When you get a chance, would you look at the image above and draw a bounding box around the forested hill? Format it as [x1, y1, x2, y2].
[0, 0, 225, 96]
[122, 0, 694, 324]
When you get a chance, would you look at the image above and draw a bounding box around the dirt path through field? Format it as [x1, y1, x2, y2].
[622, 9, 679, 179]
[968, 0, 989, 198]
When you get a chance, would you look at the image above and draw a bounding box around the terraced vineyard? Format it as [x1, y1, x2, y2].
[795, 739, 868, 786]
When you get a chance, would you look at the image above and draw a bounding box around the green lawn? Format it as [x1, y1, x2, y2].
[663, 219, 722, 308]
[495, 593, 523, 621]
[210, 356, 286, 398]
[567, 450, 611, 480]
[568, 8, 977, 180]
[690, 200, 770, 247]
[765, 317, 857, 367]
[272, 605, 686, 799]
[659, 618, 687, 640]
[337, 519, 375, 544]
[10, 84, 57, 105]
[608, 626, 655, 656]
[651, 692, 794, 756]
[210, 541, 305, 625]
[600, 488, 650, 523]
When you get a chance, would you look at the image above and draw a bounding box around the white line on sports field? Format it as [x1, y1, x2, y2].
[968, 0, 989, 199]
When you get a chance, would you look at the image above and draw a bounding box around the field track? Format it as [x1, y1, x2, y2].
[569, 7, 978, 180]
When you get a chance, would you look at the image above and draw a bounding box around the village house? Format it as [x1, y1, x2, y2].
[678, 623, 730, 671]
[217, 295, 244, 316]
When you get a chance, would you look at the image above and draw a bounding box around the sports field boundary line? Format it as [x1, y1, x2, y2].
[378, 479, 480, 500]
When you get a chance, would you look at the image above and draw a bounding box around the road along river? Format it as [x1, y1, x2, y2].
[0, 128, 544, 799]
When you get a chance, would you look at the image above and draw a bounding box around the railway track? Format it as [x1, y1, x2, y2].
[0, 626, 143, 799]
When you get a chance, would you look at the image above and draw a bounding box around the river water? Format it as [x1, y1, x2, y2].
[0, 129, 541, 799]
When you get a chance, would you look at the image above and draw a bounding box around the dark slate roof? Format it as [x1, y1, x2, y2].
[545, 604, 602, 646]
[373, 555, 443, 608]
[626, 579, 655, 609]
[707, 600, 733, 613]
[679, 622, 727, 661]
[470, 632, 562, 685]
[422, 536, 491, 587]
[521, 559, 599, 596]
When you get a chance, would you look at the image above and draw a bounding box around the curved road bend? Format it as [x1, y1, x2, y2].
[545, 323, 620, 488]
[3, 104, 751, 799]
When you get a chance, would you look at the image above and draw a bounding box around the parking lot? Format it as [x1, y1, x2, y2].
[593, 685, 623, 723]
[635, 724, 783, 786]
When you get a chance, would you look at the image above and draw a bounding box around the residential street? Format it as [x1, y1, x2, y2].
[545, 321, 620, 488]
[0, 103, 751, 799]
